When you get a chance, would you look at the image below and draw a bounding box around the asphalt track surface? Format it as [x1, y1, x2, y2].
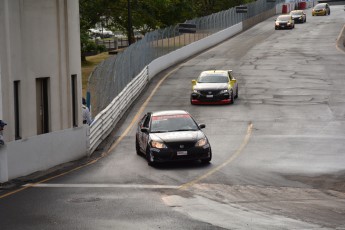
[1, 6, 345, 230]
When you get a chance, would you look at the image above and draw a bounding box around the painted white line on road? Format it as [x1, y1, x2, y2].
[24, 183, 179, 189]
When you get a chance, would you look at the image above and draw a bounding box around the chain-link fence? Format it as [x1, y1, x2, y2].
[87, 0, 284, 116]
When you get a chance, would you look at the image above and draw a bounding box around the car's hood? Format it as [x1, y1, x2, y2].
[277, 20, 289, 23]
[291, 15, 302, 18]
[150, 130, 205, 143]
[194, 83, 228, 90]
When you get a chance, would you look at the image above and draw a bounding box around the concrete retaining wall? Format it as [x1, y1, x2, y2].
[0, 126, 88, 182]
[243, 8, 276, 31]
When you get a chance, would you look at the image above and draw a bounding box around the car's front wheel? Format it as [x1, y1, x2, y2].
[234, 86, 239, 99]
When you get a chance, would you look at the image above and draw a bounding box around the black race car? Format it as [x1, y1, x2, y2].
[275, 15, 295, 30]
[290, 10, 306, 23]
[135, 110, 212, 166]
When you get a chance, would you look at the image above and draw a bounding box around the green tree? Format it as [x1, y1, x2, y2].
[192, 0, 251, 17]
[79, 0, 108, 61]
[79, 0, 254, 58]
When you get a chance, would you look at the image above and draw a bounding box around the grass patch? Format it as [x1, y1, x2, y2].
[81, 52, 111, 97]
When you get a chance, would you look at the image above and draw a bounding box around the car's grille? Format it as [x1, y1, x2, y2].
[279, 23, 287, 26]
[199, 90, 221, 95]
[166, 141, 195, 150]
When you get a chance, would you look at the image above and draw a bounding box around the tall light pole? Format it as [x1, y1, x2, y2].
[127, 0, 133, 45]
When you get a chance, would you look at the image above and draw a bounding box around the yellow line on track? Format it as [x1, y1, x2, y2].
[179, 122, 253, 190]
[0, 65, 181, 199]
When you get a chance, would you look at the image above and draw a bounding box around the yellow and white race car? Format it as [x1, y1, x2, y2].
[191, 70, 238, 105]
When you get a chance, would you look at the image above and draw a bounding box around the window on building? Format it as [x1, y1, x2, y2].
[71, 75, 78, 127]
[36, 78, 50, 134]
[14, 81, 21, 140]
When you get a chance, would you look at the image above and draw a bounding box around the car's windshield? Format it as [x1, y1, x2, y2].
[198, 74, 228, 83]
[314, 4, 325, 10]
[290, 11, 302, 15]
[150, 114, 199, 132]
[277, 15, 290, 21]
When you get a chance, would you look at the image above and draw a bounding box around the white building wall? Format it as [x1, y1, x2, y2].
[0, 0, 88, 182]
[6, 127, 88, 180]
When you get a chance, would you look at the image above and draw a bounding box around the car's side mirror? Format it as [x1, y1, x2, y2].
[192, 80, 197, 85]
[141, 127, 149, 133]
[199, 124, 206, 129]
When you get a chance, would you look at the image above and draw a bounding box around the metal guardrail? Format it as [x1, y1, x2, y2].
[89, 67, 148, 153]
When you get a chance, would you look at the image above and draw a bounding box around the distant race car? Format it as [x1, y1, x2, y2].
[290, 10, 306, 23]
[312, 3, 330, 16]
[191, 70, 238, 105]
[135, 110, 212, 166]
[275, 15, 295, 30]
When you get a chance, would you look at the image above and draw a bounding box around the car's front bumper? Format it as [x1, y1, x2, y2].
[149, 145, 211, 163]
[191, 99, 231, 105]
[191, 92, 232, 104]
[312, 11, 326, 16]
[275, 24, 293, 29]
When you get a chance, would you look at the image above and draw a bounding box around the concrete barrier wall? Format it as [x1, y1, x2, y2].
[242, 8, 276, 31]
[0, 126, 88, 181]
[148, 23, 243, 80]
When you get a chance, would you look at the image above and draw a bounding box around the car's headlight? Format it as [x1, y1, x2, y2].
[275, 22, 279, 26]
[220, 89, 229, 94]
[195, 138, 208, 147]
[151, 140, 167, 149]
[193, 89, 200, 93]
